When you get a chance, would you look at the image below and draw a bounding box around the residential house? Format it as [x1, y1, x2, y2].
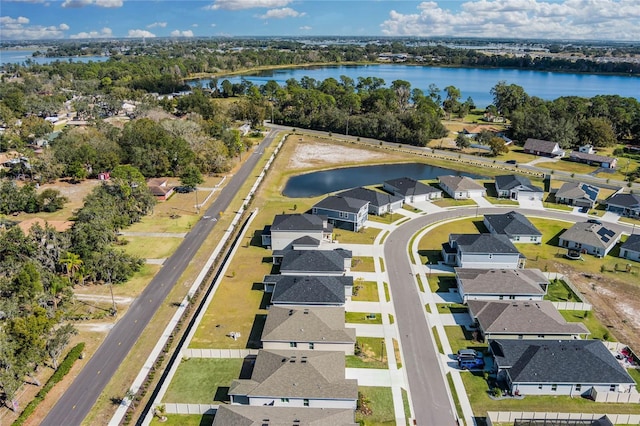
[147, 178, 174, 200]
[569, 151, 617, 169]
[619, 234, 640, 262]
[339, 187, 404, 216]
[483, 211, 542, 243]
[312, 196, 368, 232]
[229, 350, 358, 409]
[579, 144, 595, 154]
[442, 234, 525, 269]
[555, 182, 600, 208]
[382, 177, 442, 203]
[262, 214, 333, 250]
[559, 222, 622, 257]
[494, 175, 544, 201]
[606, 193, 640, 218]
[455, 268, 548, 302]
[489, 339, 635, 396]
[263, 275, 353, 306]
[438, 175, 486, 200]
[278, 249, 352, 275]
[261, 306, 356, 354]
[468, 300, 589, 341]
[462, 125, 501, 139]
[212, 405, 358, 426]
[523, 138, 565, 157]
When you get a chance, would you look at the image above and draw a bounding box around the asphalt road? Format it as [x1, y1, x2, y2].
[42, 130, 280, 426]
[384, 207, 632, 425]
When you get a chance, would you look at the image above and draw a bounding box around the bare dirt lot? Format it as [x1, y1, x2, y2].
[287, 139, 390, 169]
[558, 263, 640, 354]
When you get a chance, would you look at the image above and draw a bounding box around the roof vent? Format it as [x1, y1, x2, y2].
[288, 310, 294, 316]
[303, 309, 309, 314]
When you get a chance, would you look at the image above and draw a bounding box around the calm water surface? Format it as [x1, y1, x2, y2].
[283, 162, 486, 198]
[195, 64, 639, 108]
[0, 50, 109, 65]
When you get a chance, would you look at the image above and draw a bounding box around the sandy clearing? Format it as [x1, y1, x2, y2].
[287, 140, 389, 169]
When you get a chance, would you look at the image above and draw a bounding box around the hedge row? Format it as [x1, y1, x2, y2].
[13, 343, 85, 426]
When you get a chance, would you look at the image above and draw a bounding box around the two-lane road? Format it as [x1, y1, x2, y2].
[385, 207, 631, 425]
[42, 130, 280, 426]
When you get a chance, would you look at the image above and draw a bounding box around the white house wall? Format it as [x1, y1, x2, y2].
[261, 341, 355, 355]
[620, 248, 640, 262]
[512, 382, 631, 397]
[247, 396, 357, 410]
[458, 253, 521, 269]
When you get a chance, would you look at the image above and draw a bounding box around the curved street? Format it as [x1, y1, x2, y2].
[383, 207, 632, 425]
[42, 130, 279, 426]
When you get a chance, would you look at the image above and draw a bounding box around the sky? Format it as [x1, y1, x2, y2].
[1, 0, 640, 42]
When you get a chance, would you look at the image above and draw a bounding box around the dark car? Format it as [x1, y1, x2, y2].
[587, 218, 601, 225]
[505, 160, 517, 165]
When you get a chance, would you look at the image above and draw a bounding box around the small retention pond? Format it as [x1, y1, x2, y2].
[282, 162, 486, 198]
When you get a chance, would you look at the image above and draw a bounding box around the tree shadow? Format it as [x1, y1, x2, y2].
[247, 314, 267, 349]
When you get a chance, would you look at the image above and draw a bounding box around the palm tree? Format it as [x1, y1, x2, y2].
[59, 252, 82, 285]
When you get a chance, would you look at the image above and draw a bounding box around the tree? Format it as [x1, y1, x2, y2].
[577, 116, 617, 147]
[455, 133, 471, 150]
[179, 165, 204, 192]
[46, 324, 77, 369]
[488, 137, 509, 157]
[491, 81, 529, 117]
[59, 251, 83, 283]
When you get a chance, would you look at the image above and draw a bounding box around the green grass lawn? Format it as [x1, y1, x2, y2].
[536, 159, 599, 175]
[461, 371, 640, 417]
[486, 196, 520, 205]
[432, 197, 478, 207]
[418, 218, 485, 264]
[401, 388, 412, 423]
[352, 256, 376, 272]
[353, 280, 380, 302]
[346, 337, 388, 369]
[383, 282, 390, 302]
[346, 311, 383, 324]
[432, 326, 444, 354]
[445, 325, 487, 355]
[150, 414, 214, 426]
[335, 226, 381, 244]
[559, 310, 616, 341]
[447, 372, 465, 422]
[356, 386, 396, 425]
[120, 236, 184, 259]
[163, 358, 243, 403]
[544, 279, 581, 302]
[627, 367, 640, 391]
[368, 212, 403, 224]
[437, 303, 469, 314]
[429, 275, 457, 293]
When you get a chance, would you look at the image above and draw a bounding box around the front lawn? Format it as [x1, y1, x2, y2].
[163, 358, 243, 403]
[444, 325, 487, 356]
[346, 311, 383, 324]
[356, 386, 396, 425]
[334, 226, 381, 244]
[352, 256, 376, 272]
[347, 337, 388, 369]
[368, 212, 404, 224]
[432, 198, 478, 207]
[429, 275, 457, 293]
[353, 280, 380, 302]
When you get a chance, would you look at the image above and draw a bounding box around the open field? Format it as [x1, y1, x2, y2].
[163, 358, 243, 403]
[120, 237, 184, 259]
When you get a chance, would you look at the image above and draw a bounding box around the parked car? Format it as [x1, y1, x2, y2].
[587, 218, 601, 225]
[457, 349, 480, 360]
[458, 357, 485, 370]
[505, 160, 517, 165]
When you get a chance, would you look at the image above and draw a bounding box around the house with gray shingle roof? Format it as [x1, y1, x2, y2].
[212, 405, 358, 426]
[484, 211, 542, 243]
[455, 268, 548, 302]
[263, 274, 353, 306]
[489, 339, 635, 396]
[261, 306, 356, 354]
[229, 349, 358, 409]
[555, 182, 600, 208]
[494, 175, 544, 201]
[620, 234, 640, 262]
[559, 222, 622, 257]
[523, 138, 565, 157]
[312, 196, 368, 232]
[606, 193, 640, 218]
[468, 300, 589, 341]
[278, 249, 352, 275]
[262, 214, 333, 250]
[339, 186, 404, 215]
[569, 151, 617, 169]
[442, 234, 525, 269]
[438, 175, 486, 199]
[382, 177, 442, 203]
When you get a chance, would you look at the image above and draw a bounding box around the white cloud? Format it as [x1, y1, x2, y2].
[61, 0, 122, 8]
[210, 23, 217, 27]
[258, 7, 305, 19]
[70, 27, 112, 39]
[170, 29, 194, 37]
[5, 0, 46, 3]
[192, 23, 198, 27]
[299, 25, 312, 31]
[147, 21, 167, 29]
[127, 29, 156, 38]
[380, 0, 640, 41]
[0, 15, 69, 39]
[205, 0, 291, 11]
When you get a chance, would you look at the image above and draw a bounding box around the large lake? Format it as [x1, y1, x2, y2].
[282, 163, 485, 198]
[195, 64, 639, 108]
[0, 49, 109, 65]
